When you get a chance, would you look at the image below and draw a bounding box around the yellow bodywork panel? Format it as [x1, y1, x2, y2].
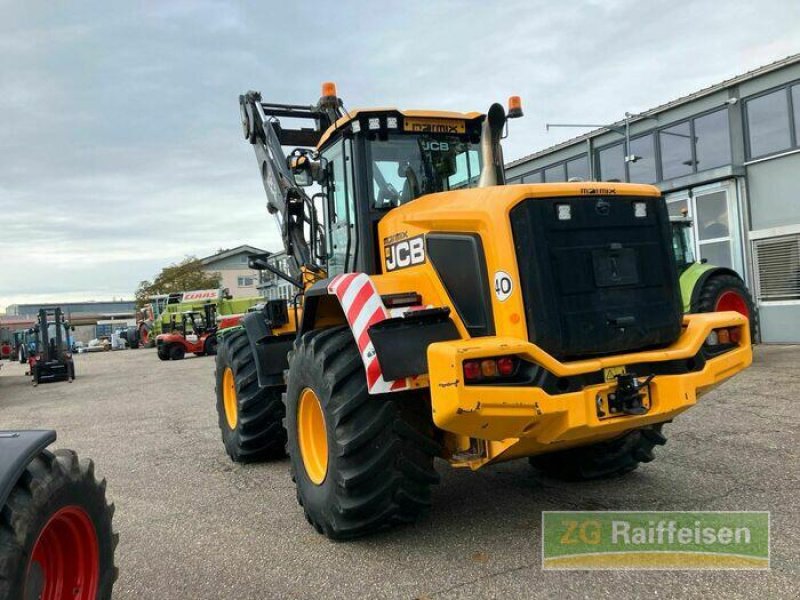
[291, 182, 751, 470]
[363, 183, 751, 469]
[426, 312, 751, 469]
[373, 182, 662, 340]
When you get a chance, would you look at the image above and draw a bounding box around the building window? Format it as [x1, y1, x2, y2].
[566, 155, 589, 181]
[237, 276, 254, 287]
[746, 88, 792, 158]
[659, 121, 693, 179]
[597, 143, 625, 182]
[240, 255, 248, 264]
[693, 109, 731, 171]
[544, 164, 565, 183]
[792, 84, 800, 147]
[628, 134, 657, 183]
[523, 171, 543, 183]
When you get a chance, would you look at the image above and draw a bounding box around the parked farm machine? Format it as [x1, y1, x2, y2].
[212, 83, 752, 539]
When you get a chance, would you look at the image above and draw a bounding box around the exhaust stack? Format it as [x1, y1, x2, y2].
[478, 103, 507, 188]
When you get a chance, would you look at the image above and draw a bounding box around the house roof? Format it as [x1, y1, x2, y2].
[200, 245, 267, 266]
[506, 52, 800, 170]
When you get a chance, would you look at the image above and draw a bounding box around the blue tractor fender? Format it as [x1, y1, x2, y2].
[0, 430, 57, 507]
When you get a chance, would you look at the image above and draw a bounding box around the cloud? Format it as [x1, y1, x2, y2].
[1, 0, 799, 310]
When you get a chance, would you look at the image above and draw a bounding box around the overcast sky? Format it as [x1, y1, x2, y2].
[1, 1, 798, 310]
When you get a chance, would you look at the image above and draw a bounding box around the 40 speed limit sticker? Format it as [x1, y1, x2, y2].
[494, 271, 513, 302]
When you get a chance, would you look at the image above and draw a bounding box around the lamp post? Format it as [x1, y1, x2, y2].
[545, 112, 641, 180]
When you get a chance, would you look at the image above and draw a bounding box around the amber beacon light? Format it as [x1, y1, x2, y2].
[507, 95, 523, 118]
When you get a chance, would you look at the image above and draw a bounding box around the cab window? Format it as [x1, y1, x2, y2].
[321, 139, 356, 274]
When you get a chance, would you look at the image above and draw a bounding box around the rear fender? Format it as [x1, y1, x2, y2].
[303, 273, 447, 395]
[0, 430, 56, 507]
[241, 312, 294, 388]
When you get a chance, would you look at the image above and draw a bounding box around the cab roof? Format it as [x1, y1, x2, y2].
[316, 107, 484, 150]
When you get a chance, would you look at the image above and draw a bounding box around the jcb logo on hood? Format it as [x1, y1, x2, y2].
[384, 234, 425, 272]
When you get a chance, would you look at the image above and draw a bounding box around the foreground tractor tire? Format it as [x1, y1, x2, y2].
[157, 346, 169, 361]
[0, 449, 117, 599]
[694, 274, 758, 340]
[285, 326, 440, 540]
[169, 344, 185, 361]
[529, 424, 667, 481]
[215, 329, 286, 462]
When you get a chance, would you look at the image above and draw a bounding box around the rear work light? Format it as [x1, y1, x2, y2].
[464, 356, 519, 383]
[705, 326, 742, 347]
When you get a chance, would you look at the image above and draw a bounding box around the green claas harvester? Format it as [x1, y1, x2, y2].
[132, 289, 262, 349]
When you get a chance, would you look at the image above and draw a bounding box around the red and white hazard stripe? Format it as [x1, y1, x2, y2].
[328, 273, 411, 394]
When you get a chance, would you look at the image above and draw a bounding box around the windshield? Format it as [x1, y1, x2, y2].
[671, 220, 696, 272]
[369, 134, 481, 209]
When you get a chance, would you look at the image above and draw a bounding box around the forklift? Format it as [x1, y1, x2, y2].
[156, 303, 218, 360]
[27, 308, 75, 386]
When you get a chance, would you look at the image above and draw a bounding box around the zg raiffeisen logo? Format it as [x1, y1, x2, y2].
[542, 511, 769, 570]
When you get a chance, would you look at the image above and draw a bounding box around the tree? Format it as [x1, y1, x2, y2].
[135, 256, 222, 307]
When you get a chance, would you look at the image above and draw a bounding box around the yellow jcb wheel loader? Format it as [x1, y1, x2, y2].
[214, 82, 752, 539]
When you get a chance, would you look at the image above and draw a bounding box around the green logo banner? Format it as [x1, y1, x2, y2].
[542, 511, 769, 570]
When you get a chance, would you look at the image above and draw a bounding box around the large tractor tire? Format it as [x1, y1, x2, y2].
[125, 326, 139, 349]
[694, 273, 758, 340]
[0, 449, 117, 599]
[529, 424, 667, 481]
[215, 329, 286, 462]
[169, 344, 185, 361]
[285, 326, 441, 540]
[157, 346, 170, 361]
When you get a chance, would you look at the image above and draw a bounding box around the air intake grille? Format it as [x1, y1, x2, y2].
[753, 234, 800, 302]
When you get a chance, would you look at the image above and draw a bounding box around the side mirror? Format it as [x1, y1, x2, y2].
[289, 154, 314, 187]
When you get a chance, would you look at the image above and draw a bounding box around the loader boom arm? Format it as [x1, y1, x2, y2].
[239, 91, 342, 273]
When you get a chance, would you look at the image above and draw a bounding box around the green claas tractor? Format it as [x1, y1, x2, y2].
[0, 430, 117, 598]
[671, 217, 757, 338]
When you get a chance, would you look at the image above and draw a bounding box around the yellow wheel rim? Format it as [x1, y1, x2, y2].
[222, 367, 238, 430]
[297, 387, 328, 485]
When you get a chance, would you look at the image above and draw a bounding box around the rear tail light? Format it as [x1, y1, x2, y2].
[480, 359, 498, 377]
[496, 356, 515, 376]
[463, 361, 481, 381]
[464, 356, 519, 382]
[705, 326, 742, 347]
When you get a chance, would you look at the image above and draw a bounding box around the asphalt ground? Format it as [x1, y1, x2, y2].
[1, 345, 798, 599]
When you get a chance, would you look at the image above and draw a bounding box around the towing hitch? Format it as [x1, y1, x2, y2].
[609, 373, 653, 416]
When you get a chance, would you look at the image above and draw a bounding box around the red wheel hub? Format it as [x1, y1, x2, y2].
[26, 506, 100, 600]
[715, 290, 750, 318]
[140, 327, 149, 345]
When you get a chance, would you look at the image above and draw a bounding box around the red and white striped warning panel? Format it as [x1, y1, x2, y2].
[328, 273, 414, 394]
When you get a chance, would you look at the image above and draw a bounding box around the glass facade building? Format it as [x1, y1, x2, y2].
[506, 54, 800, 342]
